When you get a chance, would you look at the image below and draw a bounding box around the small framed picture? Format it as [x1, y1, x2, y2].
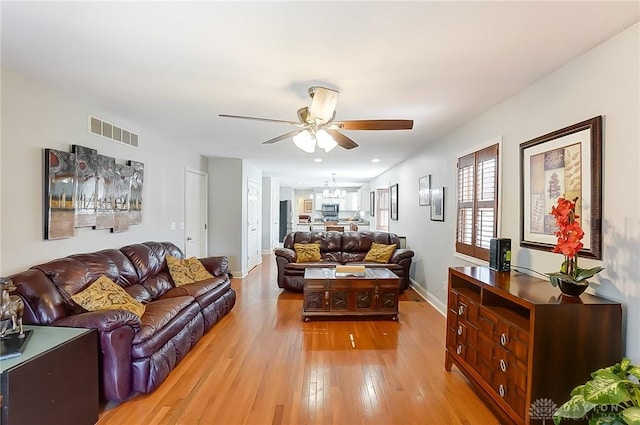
[430, 187, 444, 221]
[418, 175, 431, 206]
[303, 199, 313, 213]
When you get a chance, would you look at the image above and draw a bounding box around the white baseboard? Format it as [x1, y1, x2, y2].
[409, 280, 447, 317]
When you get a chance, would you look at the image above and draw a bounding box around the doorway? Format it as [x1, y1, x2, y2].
[247, 178, 260, 271]
[185, 169, 208, 258]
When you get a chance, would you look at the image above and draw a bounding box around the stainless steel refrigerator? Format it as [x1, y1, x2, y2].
[279, 200, 292, 242]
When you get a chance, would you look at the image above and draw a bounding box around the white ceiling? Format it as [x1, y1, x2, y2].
[2, 1, 638, 188]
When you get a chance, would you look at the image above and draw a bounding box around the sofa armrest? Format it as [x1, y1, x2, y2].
[53, 310, 138, 401]
[199, 256, 229, 277]
[390, 248, 414, 263]
[53, 309, 142, 332]
[274, 247, 296, 263]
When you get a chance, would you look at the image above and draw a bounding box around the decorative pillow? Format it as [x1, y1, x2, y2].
[166, 255, 214, 286]
[294, 243, 321, 263]
[71, 275, 146, 318]
[363, 243, 397, 264]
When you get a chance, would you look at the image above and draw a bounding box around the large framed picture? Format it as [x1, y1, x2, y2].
[520, 116, 602, 259]
[430, 187, 444, 221]
[418, 175, 431, 206]
[390, 184, 398, 220]
[369, 191, 375, 216]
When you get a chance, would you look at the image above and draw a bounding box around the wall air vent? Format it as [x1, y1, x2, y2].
[88, 116, 138, 148]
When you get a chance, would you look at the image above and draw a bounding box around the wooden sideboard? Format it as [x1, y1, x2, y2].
[445, 267, 622, 425]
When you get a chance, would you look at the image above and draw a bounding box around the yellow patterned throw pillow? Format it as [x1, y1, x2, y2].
[167, 255, 214, 286]
[363, 243, 397, 264]
[71, 275, 146, 318]
[294, 243, 321, 263]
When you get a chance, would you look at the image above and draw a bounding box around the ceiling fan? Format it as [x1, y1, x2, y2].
[219, 86, 413, 153]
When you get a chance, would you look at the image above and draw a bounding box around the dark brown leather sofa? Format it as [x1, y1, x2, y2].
[7, 241, 235, 402]
[274, 231, 414, 292]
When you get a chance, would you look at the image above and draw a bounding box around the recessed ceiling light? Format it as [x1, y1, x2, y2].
[314, 158, 322, 162]
[372, 158, 380, 163]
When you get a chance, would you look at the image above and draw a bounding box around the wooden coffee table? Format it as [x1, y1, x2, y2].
[302, 268, 400, 321]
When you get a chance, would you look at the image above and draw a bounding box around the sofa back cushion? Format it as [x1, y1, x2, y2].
[120, 241, 184, 299]
[98, 248, 140, 287]
[341, 231, 400, 263]
[9, 269, 69, 324]
[32, 257, 95, 314]
[284, 232, 343, 262]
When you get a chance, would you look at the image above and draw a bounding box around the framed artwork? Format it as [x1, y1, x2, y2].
[418, 175, 431, 206]
[370, 191, 375, 216]
[430, 187, 445, 221]
[128, 160, 144, 225]
[303, 199, 313, 213]
[95, 154, 116, 231]
[44, 149, 76, 239]
[113, 163, 133, 233]
[72, 145, 98, 228]
[520, 116, 602, 259]
[390, 184, 398, 220]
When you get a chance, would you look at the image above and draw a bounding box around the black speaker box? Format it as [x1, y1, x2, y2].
[489, 238, 511, 271]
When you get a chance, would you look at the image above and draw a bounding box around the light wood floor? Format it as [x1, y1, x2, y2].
[97, 255, 499, 425]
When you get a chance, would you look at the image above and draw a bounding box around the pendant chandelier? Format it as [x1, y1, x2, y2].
[322, 173, 344, 198]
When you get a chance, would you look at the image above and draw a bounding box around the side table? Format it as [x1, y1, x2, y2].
[0, 325, 99, 425]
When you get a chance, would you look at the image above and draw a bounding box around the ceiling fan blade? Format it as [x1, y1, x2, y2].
[219, 114, 300, 126]
[326, 129, 358, 150]
[308, 86, 339, 124]
[262, 129, 305, 145]
[332, 119, 414, 130]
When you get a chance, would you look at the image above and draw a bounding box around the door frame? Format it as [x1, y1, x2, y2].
[184, 168, 208, 258]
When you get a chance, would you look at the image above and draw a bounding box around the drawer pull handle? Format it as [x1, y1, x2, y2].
[456, 345, 462, 355]
[500, 359, 507, 372]
[457, 325, 463, 336]
[500, 333, 508, 346]
[458, 305, 465, 315]
[498, 384, 506, 398]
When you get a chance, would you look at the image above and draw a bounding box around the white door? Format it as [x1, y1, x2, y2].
[247, 178, 260, 271]
[185, 169, 208, 258]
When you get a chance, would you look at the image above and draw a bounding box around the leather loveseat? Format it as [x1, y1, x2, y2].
[7, 241, 235, 402]
[274, 231, 414, 292]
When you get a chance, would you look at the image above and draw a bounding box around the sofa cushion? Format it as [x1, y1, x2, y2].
[163, 277, 231, 308]
[71, 275, 146, 318]
[294, 243, 321, 262]
[131, 296, 200, 358]
[364, 243, 397, 263]
[166, 255, 214, 286]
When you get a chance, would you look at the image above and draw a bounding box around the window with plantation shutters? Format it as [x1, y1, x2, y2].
[456, 144, 499, 261]
[376, 188, 389, 231]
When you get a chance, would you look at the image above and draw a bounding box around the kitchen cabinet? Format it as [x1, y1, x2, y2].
[357, 185, 370, 212]
[314, 193, 323, 210]
[343, 192, 359, 211]
[445, 266, 622, 425]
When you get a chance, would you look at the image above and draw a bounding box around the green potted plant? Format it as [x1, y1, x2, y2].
[553, 357, 640, 424]
[547, 196, 604, 296]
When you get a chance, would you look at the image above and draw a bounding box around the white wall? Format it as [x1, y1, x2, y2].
[371, 23, 640, 361]
[0, 67, 207, 275]
[207, 157, 242, 275]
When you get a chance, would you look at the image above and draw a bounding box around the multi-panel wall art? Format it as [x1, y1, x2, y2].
[44, 145, 144, 240]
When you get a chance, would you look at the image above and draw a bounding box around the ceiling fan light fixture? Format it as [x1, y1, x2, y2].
[316, 129, 337, 152]
[293, 130, 315, 153]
